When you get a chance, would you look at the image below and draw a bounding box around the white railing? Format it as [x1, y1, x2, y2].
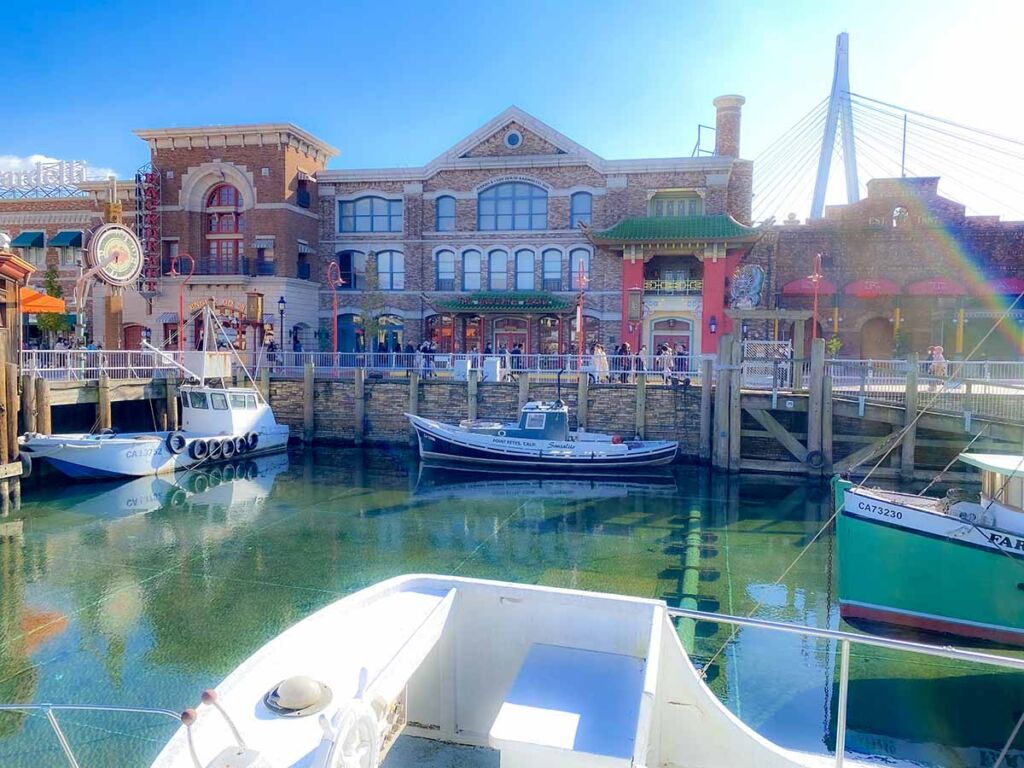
[668, 606, 1024, 768]
[19, 349, 184, 382]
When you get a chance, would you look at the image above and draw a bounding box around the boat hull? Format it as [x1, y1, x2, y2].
[409, 414, 677, 471]
[836, 480, 1024, 646]
[21, 427, 290, 479]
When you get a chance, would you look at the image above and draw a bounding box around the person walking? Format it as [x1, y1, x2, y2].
[594, 343, 609, 383]
[619, 342, 633, 383]
[659, 344, 674, 384]
[635, 345, 648, 383]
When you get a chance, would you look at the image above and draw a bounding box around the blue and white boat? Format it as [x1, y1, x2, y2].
[408, 400, 678, 472]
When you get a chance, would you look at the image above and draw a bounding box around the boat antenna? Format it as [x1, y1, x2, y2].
[555, 367, 564, 406]
[205, 307, 268, 403]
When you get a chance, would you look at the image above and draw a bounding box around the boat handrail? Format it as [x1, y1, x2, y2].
[0, 703, 181, 768]
[667, 605, 1024, 768]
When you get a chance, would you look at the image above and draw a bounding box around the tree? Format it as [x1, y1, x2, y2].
[35, 266, 70, 338]
[360, 251, 385, 353]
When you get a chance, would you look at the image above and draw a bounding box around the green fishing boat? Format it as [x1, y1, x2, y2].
[835, 453, 1024, 645]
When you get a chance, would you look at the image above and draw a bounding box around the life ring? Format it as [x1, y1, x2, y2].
[805, 450, 825, 469]
[234, 436, 248, 455]
[166, 431, 187, 455]
[611, 435, 623, 445]
[189, 439, 210, 460]
[497, 430, 507, 437]
[221, 438, 236, 460]
[207, 439, 223, 460]
[246, 432, 259, 451]
[18, 453, 31, 479]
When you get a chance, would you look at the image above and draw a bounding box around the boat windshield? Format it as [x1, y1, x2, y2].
[189, 392, 208, 409]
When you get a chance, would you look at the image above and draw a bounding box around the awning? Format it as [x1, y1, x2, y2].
[253, 237, 275, 249]
[297, 242, 315, 255]
[905, 277, 966, 297]
[20, 287, 66, 314]
[844, 278, 901, 298]
[432, 291, 575, 314]
[297, 171, 314, 181]
[988, 276, 1024, 295]
[47, 230, 82, 248]
[781, 277, 836, 296]
[11, 231, 44, 248]
[157, 312, 179, 324]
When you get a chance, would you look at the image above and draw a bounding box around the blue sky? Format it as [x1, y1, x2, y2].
[3, 0, 1023, 217]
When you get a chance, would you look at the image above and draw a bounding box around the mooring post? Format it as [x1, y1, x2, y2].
[260, 365, 270, 401]
[822, 373, 834, 473]
[408, 371, 420, 446]
[354, 366, 365, 445]
[518, 372, 531, 410]
[699, 356, 713, 462]
[900, 353, 919, 482]
[807, 338, 825, 477]
[97, 372, 112, 431]
[712, 334, 733, 470]
[302, 361, 315, 444]
[5, 364, 18, 458]
[728, 337, 743, 472]
[166, 379, 179, 431]
[35, 377, 51, 435]
[576, 372, 589, 432]
[0, 364, 8, 472]
[635, 370, 647, 439]
[467, 368, 478, 422]
[20, 374, 35, 434]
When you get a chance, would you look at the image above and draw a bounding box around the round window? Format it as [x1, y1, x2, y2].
[505, 130, 522, 149]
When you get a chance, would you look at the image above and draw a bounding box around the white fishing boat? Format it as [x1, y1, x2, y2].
[5, 574, 1024, 767]
[408, 401, 678, 471]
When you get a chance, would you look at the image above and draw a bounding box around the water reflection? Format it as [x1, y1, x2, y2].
[0, 448, 1019, 767]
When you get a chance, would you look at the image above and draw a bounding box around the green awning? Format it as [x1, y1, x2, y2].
[432, 291, 575, 314]
[47, 231, 82, 248]
[11, 231, 44, 248]
[590, 215, 758, 243]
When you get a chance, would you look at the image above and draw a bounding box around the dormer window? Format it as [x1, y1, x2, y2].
[650, 193, 703, 217]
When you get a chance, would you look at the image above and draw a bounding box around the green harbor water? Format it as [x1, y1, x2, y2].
[0, 447, 1021, 767]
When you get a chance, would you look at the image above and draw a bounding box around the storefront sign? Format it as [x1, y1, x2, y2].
[0, 160, 89, 199]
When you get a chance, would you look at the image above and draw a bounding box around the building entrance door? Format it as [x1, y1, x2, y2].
[492, 317, 528, 352]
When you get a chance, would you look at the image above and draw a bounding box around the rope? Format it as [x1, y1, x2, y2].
[994, 709, 1024, 768]
[917, 424, 990, 496]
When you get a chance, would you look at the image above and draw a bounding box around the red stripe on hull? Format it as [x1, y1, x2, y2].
[840, 602, 1024, 647]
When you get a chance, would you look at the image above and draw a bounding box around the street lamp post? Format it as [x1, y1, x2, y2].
[278, 296, 287, 363]
[325, 262, 345, 359]
[809, 252, 824, 342]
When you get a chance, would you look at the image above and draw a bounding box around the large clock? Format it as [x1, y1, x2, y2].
[87, 224, 144, 287]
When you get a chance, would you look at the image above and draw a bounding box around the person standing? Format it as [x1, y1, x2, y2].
[594, 343, 609, 383]
[659, 344, 674, 384]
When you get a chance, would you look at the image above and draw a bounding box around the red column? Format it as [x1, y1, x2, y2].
[702, 257, 727, 354]
[620, 256, 644, 350]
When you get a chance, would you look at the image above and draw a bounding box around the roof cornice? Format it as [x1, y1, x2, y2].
[133, 123, 339, 162]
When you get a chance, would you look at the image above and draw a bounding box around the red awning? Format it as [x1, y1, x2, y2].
[906, 277, 966, 297]
[989, 276, 1024, 295]
[844, 278, 901, 298]
[781, 277, 836, 296]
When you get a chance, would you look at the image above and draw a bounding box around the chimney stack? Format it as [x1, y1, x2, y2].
[713, 95, 745, 158]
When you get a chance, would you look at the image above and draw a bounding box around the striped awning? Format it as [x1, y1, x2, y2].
[297, 171, 314, 181]
[297, 242, 314, 254]
[157, 312, 179, 324]
[253, 237, 275, 249]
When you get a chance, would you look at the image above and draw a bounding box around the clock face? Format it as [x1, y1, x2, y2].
[88, 225, 144, 287]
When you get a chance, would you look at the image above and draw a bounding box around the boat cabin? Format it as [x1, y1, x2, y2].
[510, 401, 570, 441]
[959, 453, 1024, 512]
[179, 386, 272, 435]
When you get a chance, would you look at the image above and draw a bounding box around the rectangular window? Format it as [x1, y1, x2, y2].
[59, 248, 80, 267]
[436, 196, 456, 231]
[211, 393, 228, 410]
[489, 251, 508, 290]
[515, 250, 534, 290]
[570, 192, 593, 228]
[229, 393, 247, 409]
[245, 395, 258, 409]
[525, 412, 546, 430]
[339, 197, 403, 232]
[189, 392, 209, 409]
[542, 250, 561, 291]
[462, 250, 481, 290]
[378, 251, 405, 290]
[436, 250, 455, 291]
[570, 249, 591, 290]
[650, 193, 703, 217]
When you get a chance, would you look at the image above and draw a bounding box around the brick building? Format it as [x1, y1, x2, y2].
[317, 96, 757, 360]
[770, 177, 1024, 359]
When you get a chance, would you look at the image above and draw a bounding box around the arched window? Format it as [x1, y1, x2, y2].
[462, 249, 481, 290]
[488, 249, 508, 290]
[436, 196, 456, 232]
[425, 314, 454, 352]
[542, 249, 562, 291]
[376, 250, 404, 290]
[336, 251, 366, 290]
[570, 248, 590, 290]
[205, 183, 245, 274]
[339, 196, 403, 233]
[478, 182, 547, 231]
[570, 192, 592, 228]
[515, 249, 535, 290]
[436, 249, 455, 290]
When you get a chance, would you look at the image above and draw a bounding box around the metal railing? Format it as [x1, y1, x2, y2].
[643, 278, 704, 295]
[0, 703, 181, 768]
[20, 350, 184, 382]
[667, 606, 1024, 768]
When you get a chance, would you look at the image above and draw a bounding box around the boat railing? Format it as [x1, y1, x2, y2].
[667, 606, 1024, 768]
[0, 703, 181, 768]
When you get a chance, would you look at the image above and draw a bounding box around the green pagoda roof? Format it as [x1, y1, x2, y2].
[432, 291, 575, 314]
[590, 215, 759, 243]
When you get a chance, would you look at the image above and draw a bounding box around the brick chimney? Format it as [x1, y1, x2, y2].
[713, 95, 745, 158]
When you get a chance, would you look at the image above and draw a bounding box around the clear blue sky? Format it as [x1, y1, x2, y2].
[3, 0, 1022, 217]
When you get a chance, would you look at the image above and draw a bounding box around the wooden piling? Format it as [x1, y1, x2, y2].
[699, 356, 713, 463]
[20, 375, 35, 434]
[5, 364, 17, 458]
[467, 368, 478, 422]
[260, 365, 270, 401]
[0, 364, 7, 467]
[98, 372, 112, 431]
[712, 335, 732, 470]
[34, 377, 51, 435]
[728, 337, 743, 472]
[822, 374, 834, 473]
[408, 371, 420, 445]
[518, 372, 531, 410]
[353, 367, 365, 445]
[807, 338, 825, 477]
[900, 353, 919, 482]
[302, 361, 315, 444]
[635, 371, 646, 439]
[576, 373, 589, 431]
[166, 379, 179, 431]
